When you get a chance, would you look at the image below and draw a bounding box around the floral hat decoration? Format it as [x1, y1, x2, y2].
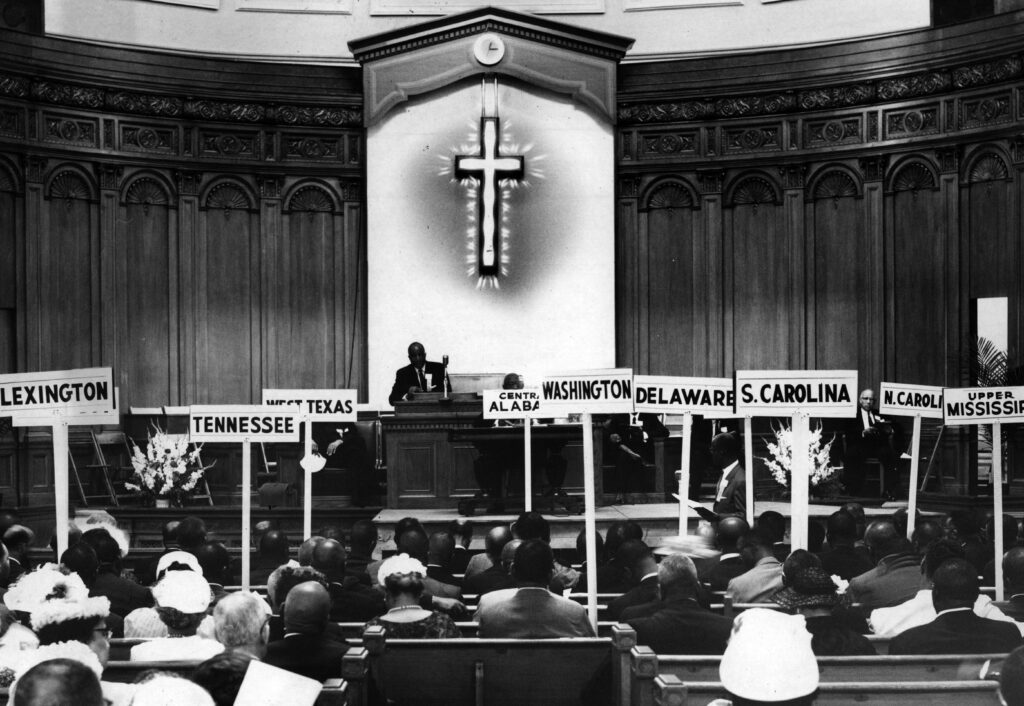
[377, 553, 427, 586]
[4, 566, 110, 631]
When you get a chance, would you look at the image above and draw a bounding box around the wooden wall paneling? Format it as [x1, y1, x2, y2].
[98, 165, 120, 378]
[809, 168, 864, 372]
[781, 166, 806, 369]
[177, 171, 200, 406]
[197, 182, 258, 404]
[23, 157, 45, 371]
[119, 174, 174, 409]
[888, 159, 946, 386]
[259, 176, 284, 391]
[860, 157, 886, 389]
[341, 196, 367, 396]
[43, 167, 95, 371]
[698, 171, 724, 377]
[642, 178, 698, 376]
[615, 176, 640, 371]
[935, 148, 961, 388]
[0, 182, 14, 375]
[727, 175, 789, 371]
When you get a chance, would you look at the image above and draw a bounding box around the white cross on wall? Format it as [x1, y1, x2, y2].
[455, 79, 525, 276]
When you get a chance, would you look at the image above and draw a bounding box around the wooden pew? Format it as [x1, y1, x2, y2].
[653, 674, 1001, 705]
[331, 620, 625, 641]
[343, 626, 615, 706]
[628, 646, 1004, 706]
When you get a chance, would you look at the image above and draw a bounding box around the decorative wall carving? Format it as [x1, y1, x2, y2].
[805, 117, 862, 147]
[33, 82, 104, 109]
[723, 125, 781, 154]
[96, 164, 122, 191]
[47, 170, 92, 202]
[284, 135, 341, 161]
[199, 130, 259, 159]
[277, 105, 362, 128]
[205, 183, 253, 212]
[953, 56, 1024, 89]
[884, 106, 940, 139]
[890, 161, 937, 193]
[287, 185, 335, 215]
[810, 170, 859, 202]
[43, 115, 98, 147]
[960, 92, 1012, 129]
[108, 92, 184, 118]
[697, 169, 724, 194]
[174, 170, 202, 197]
[967, 153, 1010, 183]
[124, 177, 171, 208]
[121, 124, 177, 154]
[728, 175, 778, 207]
[0, 108, 21, 138]
[638, 131, 697, 158]
[644, 181, 695, 210]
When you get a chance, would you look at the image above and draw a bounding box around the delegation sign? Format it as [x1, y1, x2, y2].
[735, 370, 857, 417]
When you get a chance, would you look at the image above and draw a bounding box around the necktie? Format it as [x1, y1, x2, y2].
[418, 369, 427, 390]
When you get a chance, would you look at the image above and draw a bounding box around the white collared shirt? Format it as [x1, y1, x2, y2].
[716, 461, 739, 501]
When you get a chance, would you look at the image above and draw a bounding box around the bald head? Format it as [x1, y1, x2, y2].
[716, 516, 749, 552]
[259, 530, 290, 562]
[500, 538, 523, 572]
[283, 581, 331, 634]
[297, 536, 325, 566]
[428, 532, 455, 567]
[485, 525, 513, 559]
[311, 538, 347, 582]
[864, 520, 909, 562]
[14, 658, 104, 706]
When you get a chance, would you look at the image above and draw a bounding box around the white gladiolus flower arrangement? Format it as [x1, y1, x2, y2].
[125, 426, 212, 505]
[762, 423, 841, 496]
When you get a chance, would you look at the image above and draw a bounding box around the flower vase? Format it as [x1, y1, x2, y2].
[155, 498, 170, 509]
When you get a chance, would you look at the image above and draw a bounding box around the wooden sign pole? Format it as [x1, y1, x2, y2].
[743, 416, 755, 522]
[52, 418, 71, 560]
[242, 440, 253, 591]
[524, 421, 533, 512]
[581, 411, 598, 630]
[303, 419, 314, 541]
[677, 412, 692, 535]
[993, 420, 1005, 602]
[789, 412, 811, 551]
[906, 414, 923, 539]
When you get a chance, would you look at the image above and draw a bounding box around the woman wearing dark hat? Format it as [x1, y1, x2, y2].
[772, 564, 875, 656]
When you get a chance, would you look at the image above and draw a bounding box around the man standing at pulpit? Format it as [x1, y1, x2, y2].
[388, 341, 448, 404]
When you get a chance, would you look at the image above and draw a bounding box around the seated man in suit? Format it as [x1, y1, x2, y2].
[995, 546, 1024, 621]
[606, 539, 661, 621]
[700, 515, 750, 592]
[889, 557, 1023, 654]
[264, 581, 349, 681]
[312, 538, 386, 621]
[463, 528, 516, 596]
[841, 388, 905, 500]
[388, 341, 447, 405]
[846, 519, 921, 612]
[727, 527, 784, 603]
[626, 553, 733, 654]
[817, 510, 874, 581]
[474, 540, 595, 638]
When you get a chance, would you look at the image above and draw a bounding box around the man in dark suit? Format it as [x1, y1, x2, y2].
[890, 557, 1022, 654]
[700, 515, 750, 592]
[388, 341, 447, 405]
[995, 546, 1024, 621]
[817, 510, 874, 581]
[606, 540, 660, 621]
[626, 553, 733, 655]
[846, 520, 921, 612]
[264, 581, 348, 681]
[841, 388, 904, 500]
[464, 537, 518, 597]
[710, 432, 746, 520]
[312, 538, 385, 621]
[83, 530, 154, 619]
[426, 531, 463, 591]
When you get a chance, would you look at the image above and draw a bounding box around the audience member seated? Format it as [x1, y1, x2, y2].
[265, 564, 334, 642]
[983, 513, 1022, 586]
[711, 608, 819, 706]
[138, 520, 180, 587]
[251, 529, 293, 586]
[345, 520, 377, 585]
[463, 529, 515, 596]
[129, 570, 223, 661]
[364, 554, 462, 638]
[910, 517, 945, 556]
[701, 515, 750, 592]
[475, 540, 595, 638]
[464, 523, 508, 578]
[175, 515, 208, 558]
[846, 519, 920, 611]
[426, 531, 463, 591]
[81, 530, 154, 619]
[756, 511, 790, 563]
[448, 519, 474, 576]
[626, 553, 732, 654]
[571, 528, 606, 594]
[313, 538, 385, 622]
[131, 673, 215, 706]
[817, 510, 873, 581]
[296, 536, 325, 567]
[871, 538, 1017, 637]
[0, 602, 38, 652]
[997, 546, 1024, 621]
[212, 591, 271, 658]
[3, 525, 34, 584]
[889, 557, 1023, 655]
[727, 528, 783, 603]
[192, 650, 257, 706]
[606, 540, 660, 621]
[512, 512, 581, 593]
[946, 509, 992, 576]
[196, 541, 234, 605]
[1000, 645, 1024, 706]
[773, 562, 875, 656]
[264, 581, 348, 681]
[11, 657, 104, 706]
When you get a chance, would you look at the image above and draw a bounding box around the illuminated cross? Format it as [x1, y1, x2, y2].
[455, 79, 524, 277]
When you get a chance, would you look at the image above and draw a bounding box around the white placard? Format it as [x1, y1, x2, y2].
[943, 386, 1024, 426]
[0, 368, 114, 416]
[482, 388, 543, 420]
[188, 405, 302, 442]
[261, 389, 357, 422]
[634, 375, 734, 415]
[734, 370, 857, 417]
[540, 369, 633, 414]
[879, 382, 944, 419]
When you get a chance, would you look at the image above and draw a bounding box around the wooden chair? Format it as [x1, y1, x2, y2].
[67, 428, 120, 506]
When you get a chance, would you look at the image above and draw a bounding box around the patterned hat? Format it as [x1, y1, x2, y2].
[4, 566, 110, 630]
[772, 566, 842, 610]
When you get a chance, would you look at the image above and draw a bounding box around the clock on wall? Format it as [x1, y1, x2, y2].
[473, 33, 506, 66]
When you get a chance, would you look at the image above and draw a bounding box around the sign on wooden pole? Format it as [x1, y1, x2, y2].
[482, 388, 543, 511]
[5, 368, 116, 559]
[879, 382, 943, 539]
[542, 369, 633, 630]
[943, 385, 1024, 601]
[190, 405, 301, 590]
[262, 390, 357, 541]
[634, 375, 734, 534]
[735, 370, 857, 551]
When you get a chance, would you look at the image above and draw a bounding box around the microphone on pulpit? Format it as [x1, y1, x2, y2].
[442, 355, 451, 400]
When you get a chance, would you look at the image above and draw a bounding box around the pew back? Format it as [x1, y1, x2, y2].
[664, 678, 1000, 705]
